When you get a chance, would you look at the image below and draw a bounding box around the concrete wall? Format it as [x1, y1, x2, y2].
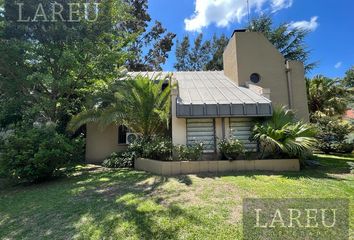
[223, 31, 309, 121]
[135, 158, 300, 175]
[86, 123, 128, 163]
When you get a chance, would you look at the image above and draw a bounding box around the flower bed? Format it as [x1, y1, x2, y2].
[135, 158, 300, 175]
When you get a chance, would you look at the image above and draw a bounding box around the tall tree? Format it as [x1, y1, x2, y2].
[307, 75, 350, 119]
[174, 33, 227, 71]
[247, 15, 315, 72]
[123, 0, 176, 71]
[0, 0, 134, 131]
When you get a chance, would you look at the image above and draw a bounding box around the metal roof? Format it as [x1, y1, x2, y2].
[174, 71, 272, 118]
[126, 71, 273, 118]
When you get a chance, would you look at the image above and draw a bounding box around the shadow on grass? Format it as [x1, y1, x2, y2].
[0, 167, 199, 240]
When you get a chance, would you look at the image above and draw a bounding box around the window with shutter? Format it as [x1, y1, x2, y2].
[229, 118, 257, 152]
[186, 119, 215, 152]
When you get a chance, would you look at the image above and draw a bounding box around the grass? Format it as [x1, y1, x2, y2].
[0, 154, 353, 240]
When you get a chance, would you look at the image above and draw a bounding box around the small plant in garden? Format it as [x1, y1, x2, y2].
[218, 138, 245, 160]
[0, 124, 84, 183]
[102, 151, 135, 168]
[174, 143, 204, 161]
[129, 137, 173, 160]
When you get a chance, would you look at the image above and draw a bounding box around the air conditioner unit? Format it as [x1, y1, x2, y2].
[126, 133, 139, 144]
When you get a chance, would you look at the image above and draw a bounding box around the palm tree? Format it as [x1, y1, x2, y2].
[68, 73, 172, 138]
[307, 75, 350, 119]
[251, 106, 317, 159]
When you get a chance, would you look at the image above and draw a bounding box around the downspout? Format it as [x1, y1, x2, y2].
[286, 61, 294, 109]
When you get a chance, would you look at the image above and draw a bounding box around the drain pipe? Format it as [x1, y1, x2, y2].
[286, 61, 294, 109]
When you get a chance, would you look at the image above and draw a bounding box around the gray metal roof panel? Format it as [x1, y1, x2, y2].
[174, 71, 272, 117]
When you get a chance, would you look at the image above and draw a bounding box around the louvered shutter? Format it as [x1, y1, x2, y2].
[187, 119, 215, 152]
[229, 118, 257, 152]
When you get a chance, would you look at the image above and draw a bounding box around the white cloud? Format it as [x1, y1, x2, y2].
[271, 0, 293, 12]
[334, 62, 342, 69]
[185, 0, 293, 32]
[288, 16, 319, 32]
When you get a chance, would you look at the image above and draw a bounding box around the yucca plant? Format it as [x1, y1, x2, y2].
[68, 73, 172, 138]
[251, 106, 317, 160]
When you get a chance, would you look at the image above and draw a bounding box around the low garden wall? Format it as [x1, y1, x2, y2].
[135, 158, 300, 175]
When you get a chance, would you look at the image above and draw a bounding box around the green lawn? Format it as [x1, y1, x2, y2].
[0, 154, 353, 240]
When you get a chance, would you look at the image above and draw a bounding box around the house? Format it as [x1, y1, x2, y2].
[85, 30, 309, 163]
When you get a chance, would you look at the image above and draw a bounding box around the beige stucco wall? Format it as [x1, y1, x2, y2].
[223, 31, 309, 121]
[86, 123, 128, 163]
[287, 61, 310, 121]
[135, 158, 300, 175]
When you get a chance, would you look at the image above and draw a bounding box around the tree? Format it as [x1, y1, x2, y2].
[174, 33, 227, 71]
[247, 15, 315, 72]
[123, 0, 176, 71]
[0, 0, 135, 131]
[307, 75, 351, 119]
[343, 66, 354, 89]
[69, 74, 172, 138]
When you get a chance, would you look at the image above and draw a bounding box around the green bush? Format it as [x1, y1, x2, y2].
[0, 125, 84, 183]
[174, 143, 204, 161]
[315, 116, 354, 154]
[218, 138, 245, 160]
[251, 106, 317, 160]
[102, 151, 135, 168]
[129, 137, 173, 160]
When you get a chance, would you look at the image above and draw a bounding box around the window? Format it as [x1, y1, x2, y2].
[250, 73, 261, 84]
[229, 118, 257, 152]
[118, 125, 128, 144]
[187, 119, 215, 152]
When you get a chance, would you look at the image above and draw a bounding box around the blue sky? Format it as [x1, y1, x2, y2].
[148, 0, 354, 78]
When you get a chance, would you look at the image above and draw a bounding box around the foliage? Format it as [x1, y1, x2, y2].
[218, 138, 245, 160]
[307, 75, 351, 119]
[251, 106, 317, 160]
[343, 66, 354, 88]
[314, 115, 354, 154]
[102, 151, 135, 168]
[0, 0, 135, 131]
[123, 0, 176, 71]
[0, 124, 84, 183]
[69, 74, 172, 138]
[129, 137, 173, 160]
[174, 33, 228, 71]
[247, 15, 315, 72]
[174, 143, 204, 161]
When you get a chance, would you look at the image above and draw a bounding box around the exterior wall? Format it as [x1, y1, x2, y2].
[86, 123, 128, 163]
[223, 37, 238, 85]
[223, 31, 309, 121]
[172, 89, 187, 146]
[287, 61, 310, 121]
[135, 158, 300, 175]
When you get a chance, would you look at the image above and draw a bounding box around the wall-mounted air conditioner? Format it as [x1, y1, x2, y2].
[126, 133, 139, 144]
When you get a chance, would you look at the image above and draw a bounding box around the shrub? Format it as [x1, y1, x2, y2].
[218, 138, 245, 160]
[0, 125, 84, 183]
[315, 116, 354, 154]
[174, 143, 204, 161]
[251, 106, 317, 160]
[129, 137, 173, 160]
[102, 151, 135, 168]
